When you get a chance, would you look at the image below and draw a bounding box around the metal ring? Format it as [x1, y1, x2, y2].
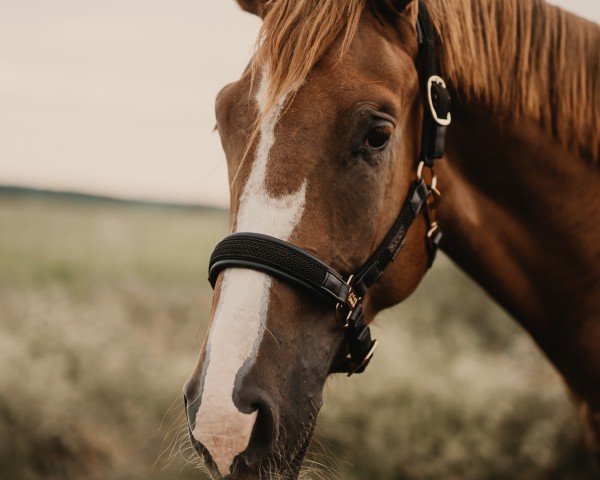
[417, 161, 437, 192]
[427, 76, 452, 126]
[417, 161, 425, 180]
[427, 222, 439, 238]
[347, 340, 379, 377]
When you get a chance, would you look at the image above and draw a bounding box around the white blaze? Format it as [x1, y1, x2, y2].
[192, 73, 307, 477]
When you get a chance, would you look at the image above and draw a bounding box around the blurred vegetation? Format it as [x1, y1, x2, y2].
[0, 191, 596, 480]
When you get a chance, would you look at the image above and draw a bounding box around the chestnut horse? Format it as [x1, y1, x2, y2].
[184, 0, 600, 478]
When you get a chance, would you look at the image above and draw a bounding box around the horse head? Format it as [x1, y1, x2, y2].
[185, 0, 443, 477]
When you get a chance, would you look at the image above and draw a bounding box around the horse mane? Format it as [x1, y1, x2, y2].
[252, 0, 365, 115]
[252, 0, 600, 161]
[427, 0, 600, 162]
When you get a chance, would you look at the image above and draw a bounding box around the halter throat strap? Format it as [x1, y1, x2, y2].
[207, 1, 450, 376]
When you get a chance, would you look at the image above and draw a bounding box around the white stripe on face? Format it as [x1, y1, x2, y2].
[192, 72, 307, 477]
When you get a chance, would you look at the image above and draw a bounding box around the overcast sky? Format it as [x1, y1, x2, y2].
[0, 1, 598, 207]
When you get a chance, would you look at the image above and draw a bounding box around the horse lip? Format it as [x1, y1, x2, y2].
[184, 399, 318, 480]
[185, 431, 306, 480]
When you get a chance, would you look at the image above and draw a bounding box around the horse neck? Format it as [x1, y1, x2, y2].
[436, 104, 600, 400]
[428, 0, 600, 404]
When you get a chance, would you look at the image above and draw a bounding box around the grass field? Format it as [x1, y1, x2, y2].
[0, 191, 596, 480]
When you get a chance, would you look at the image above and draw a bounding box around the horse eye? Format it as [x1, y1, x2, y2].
[363, 125, 392, 151]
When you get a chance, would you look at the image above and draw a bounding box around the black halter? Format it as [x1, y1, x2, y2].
[208, 1, 451, 376]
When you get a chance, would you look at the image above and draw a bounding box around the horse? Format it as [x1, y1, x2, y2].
[183, 0, 600, 478]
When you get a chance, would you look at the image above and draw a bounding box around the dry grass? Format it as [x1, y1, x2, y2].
[0, 193, 596, 479]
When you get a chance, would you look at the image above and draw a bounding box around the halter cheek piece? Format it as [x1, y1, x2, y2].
[208, 1, 451, 376]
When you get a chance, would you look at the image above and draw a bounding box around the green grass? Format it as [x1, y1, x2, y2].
[0, 193, 596, 479]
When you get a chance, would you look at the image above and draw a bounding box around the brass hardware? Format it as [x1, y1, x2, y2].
[430, 173, 438, 193]
[347, 340, 379, 377]
[428, 186, 442, 208]
[335, 275, 361, 329]
[417, 160, 426, 180]
[427, 222, 439, 239]
[417, 161, 440, 205]
[335, 303, 349, 329]
[417, 161, 437, 189]
[347, 290, 359, 310]
[418, 160, 443, 245]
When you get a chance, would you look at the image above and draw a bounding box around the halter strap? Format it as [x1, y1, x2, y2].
[207, 1, 451, 376]
[209, 180, 430, 297]
[417, 0, 451, 166]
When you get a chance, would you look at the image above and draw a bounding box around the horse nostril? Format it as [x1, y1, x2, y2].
[183, 378, 201, 425]
[183, 371, 281, 475]
[237, 394, 279, 466]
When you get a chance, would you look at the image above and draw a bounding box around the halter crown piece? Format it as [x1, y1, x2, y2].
[208, 1, 451, 376]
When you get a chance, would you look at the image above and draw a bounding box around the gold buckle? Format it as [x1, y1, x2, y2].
[335, 275, 361, 329]
[347, 290, 360, 310]
[427, 76, 452, 126]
